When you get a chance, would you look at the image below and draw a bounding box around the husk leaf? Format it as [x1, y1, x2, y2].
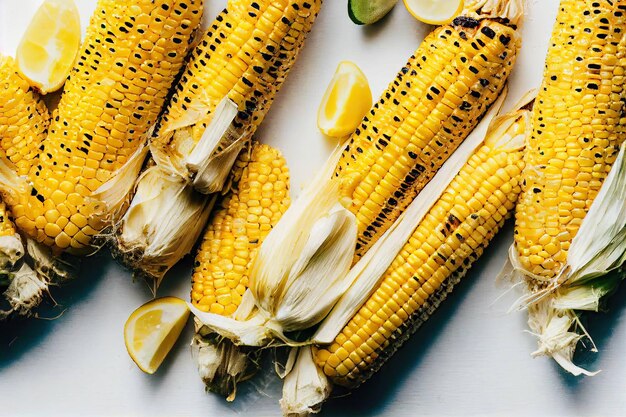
[280, 346, 330, 417]
[92, 141, 150, 222]
[151, 97, 245, 194]
[464, 0, 525, 27]
[0, 234, 24, 274]
[114, 166, 215, 288]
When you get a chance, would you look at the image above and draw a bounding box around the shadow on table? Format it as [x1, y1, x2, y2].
[321, 221, 514, 416]
[0, 252, 109, 367]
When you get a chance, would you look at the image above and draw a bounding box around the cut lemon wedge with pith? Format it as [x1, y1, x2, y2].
[403, 0, 464, 25]
[124, 297, 190, 374]
[317, 61, 372, 138]
[16, 0, 81, 94]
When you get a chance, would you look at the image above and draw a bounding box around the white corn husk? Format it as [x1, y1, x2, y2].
[191, 291, 261, 401]
[0, 234, 24, 274]
[1, 239, 76, 318]
[507, 124, 626, 376]
[464, 0, 525, 27]
[191, 322, 261, 401]
[92, 141, 150, 222]
[185, 99, 248, 194]
[151, 98, 247, 194]
[2, 263, 48, 318]
[280, 346, 330, 417]
[114, 166, 216, 289]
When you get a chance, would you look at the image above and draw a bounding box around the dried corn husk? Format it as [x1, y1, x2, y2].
[151, 98, 246, 194]
[1, 239, 76, 318]
[114, 166, 216, 290]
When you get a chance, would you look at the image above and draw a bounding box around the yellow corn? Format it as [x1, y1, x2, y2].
[0, 56, 49, 176]
[335, 13, 520, 258]
[0, 56, 47, 274]
[192, 142, 290, 314]
[191, 141, 290, 398]
[316, 108, 528, 387]
[1, 0, 203, 254]
[514, 0, 626, 279]
[152, 0, 322, 182]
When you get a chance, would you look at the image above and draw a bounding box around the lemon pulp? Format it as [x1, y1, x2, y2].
[16, 0, 81, 94]
[317, 61, 372, 138]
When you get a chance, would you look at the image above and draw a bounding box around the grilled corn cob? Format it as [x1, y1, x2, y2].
[152, 0, 322, 191]
[316, 104, 529, 389]
[115, 0, 321, 284]
[191, 142, 290, 399]
[509, 0, 626, 375]
[337, 1, 522, 259]
[0, 0, 203, 255]
[515, 0, 625, 278]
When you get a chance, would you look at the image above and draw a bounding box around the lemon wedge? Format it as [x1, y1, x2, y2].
[403, 0, 464, 25]
[16, 0, 81, 94]
[317, 61, 372, 138]
[124, 297, 190, 374]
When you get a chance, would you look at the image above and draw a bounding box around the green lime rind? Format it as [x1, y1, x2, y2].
[348, 0, 399, 25]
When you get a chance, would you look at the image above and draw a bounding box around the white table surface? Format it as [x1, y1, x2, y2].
[2, 0, 626, 416]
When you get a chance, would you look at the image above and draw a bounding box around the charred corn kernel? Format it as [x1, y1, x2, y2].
[335, 14, 520, 259]
[4, 0, 203, 254]
[316, 108, 528, 388]
[0, 56, 49, 176]
[514, 0, 626, 279]
[152, 0, 322, 181]
[191, 143, 290, 314]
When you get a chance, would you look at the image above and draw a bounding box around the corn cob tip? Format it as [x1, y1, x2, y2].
[463, 0, 525, 27]
[526, 298, 599, 377]
[280, 346, 330, 417]
[0, 234, 25, 273]
[191, 319, 261, 401]
[1, 239, 76, 318]
[113, 167, 216, 288]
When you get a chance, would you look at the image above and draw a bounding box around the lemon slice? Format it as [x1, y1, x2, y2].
[124, 297, 190, 374]
[16, 0, 81, 94]
[317, 61, 372, 138]
[403, 0, 464, 25]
